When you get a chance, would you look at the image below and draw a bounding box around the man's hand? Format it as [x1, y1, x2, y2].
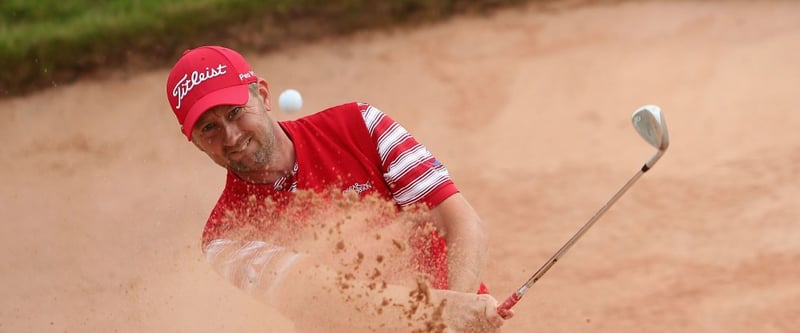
[434, 289, 515, 332]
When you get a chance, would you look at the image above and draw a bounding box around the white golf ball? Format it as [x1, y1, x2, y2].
[278, 89, 303, 113]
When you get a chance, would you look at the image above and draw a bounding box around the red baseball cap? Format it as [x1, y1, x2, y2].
[166, 46, 258, 140]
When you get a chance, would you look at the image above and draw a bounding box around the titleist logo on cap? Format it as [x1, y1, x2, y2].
[172, 64, 228, 110]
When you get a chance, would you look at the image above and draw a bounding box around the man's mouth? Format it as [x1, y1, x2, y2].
[228, 137, 251, 158]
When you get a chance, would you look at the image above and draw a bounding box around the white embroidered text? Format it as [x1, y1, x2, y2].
[172, 64, 228, 109]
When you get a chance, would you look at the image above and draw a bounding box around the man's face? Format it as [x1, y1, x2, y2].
[191, 84, 278, 176]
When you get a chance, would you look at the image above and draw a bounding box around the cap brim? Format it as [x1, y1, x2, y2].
[181, 84, 250, 140]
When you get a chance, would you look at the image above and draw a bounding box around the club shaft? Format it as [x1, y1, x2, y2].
[498, 150, 665, 316]
[523, 169, 644, 289]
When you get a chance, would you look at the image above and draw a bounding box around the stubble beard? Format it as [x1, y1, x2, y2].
[229, 125, 276, 175]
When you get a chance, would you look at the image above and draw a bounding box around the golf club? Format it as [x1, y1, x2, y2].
[495, 105, 669, 318]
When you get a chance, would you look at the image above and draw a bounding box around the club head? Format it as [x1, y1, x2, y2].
[632, 105, 669, 151]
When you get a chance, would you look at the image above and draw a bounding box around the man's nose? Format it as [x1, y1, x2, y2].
[221, 122, 242, 147]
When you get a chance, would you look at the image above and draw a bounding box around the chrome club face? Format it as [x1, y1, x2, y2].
[632, 105, 670, 151]
[632, 105, 669, 171]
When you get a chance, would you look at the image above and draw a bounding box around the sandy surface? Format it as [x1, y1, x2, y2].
[2, 1, 799, 332]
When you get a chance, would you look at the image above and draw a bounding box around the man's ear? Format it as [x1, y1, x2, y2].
[257, 79, 271, 111]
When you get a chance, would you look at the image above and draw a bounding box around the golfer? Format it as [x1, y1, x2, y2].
[165, 46, 512, 332]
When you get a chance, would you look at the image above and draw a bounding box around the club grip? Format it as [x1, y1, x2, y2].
[477, 284, 516, 319]
[497, 293, 521, 319]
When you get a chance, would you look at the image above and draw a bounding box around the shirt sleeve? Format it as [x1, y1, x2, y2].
[358, 103, 458, 207]
[203, 239, 305, 304]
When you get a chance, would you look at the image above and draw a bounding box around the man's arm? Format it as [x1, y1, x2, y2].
[429, 193, 489, 292]
[358, 103, 490, 292]
[202, 238, 504, 332]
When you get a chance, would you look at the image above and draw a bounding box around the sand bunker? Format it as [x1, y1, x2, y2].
[2, 1, 799, 332]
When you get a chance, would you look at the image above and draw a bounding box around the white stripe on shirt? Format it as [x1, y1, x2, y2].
[360, 104, 452, 206]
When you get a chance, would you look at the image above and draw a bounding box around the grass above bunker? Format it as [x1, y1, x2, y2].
[0, 0, 533, 98]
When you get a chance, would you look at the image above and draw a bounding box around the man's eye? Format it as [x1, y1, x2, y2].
[201, 123, 217, 133]
[228, 107, 242, 119]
